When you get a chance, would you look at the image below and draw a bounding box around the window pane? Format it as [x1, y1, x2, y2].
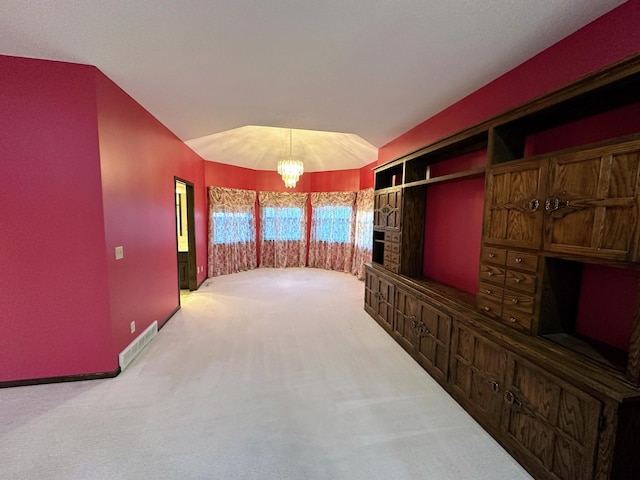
[314, 206, 353, 243]
[263, 207, 302, 241]
[212, 211, 254, 244]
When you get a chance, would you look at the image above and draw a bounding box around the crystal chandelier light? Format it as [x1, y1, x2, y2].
[277, 129, 304, 188]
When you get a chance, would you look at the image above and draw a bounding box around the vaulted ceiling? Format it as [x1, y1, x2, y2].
[0, 1, 625, 171]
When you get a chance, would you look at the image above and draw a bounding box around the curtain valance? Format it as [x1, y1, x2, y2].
[258, 191, 308, 208]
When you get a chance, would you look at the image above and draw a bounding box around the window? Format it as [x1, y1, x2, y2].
[312, 205, 353, 243]
[262, 207, 303, 241]
[212, 211, 254, 244]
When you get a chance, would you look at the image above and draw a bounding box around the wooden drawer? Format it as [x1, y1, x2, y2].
[384, 251, 400, 264]
[502, 290, 535, 314]
[384, 261, 399, 274]
[384, 231, 401, 243]
[386, 241, 400, 254]
[477, 296, 502, 319]
[481, 246, 507, 265]
[477, 281, 503, 301]
[506, 250, 538, 272]
[501, 307, 532, 332]
[479, 264, 505, 285]
[504, 269, 536, 293]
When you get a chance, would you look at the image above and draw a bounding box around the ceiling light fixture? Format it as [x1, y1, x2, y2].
[277, 129, 304, 188]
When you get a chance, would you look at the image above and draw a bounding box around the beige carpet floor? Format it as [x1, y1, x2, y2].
[0, 268, 531, 479]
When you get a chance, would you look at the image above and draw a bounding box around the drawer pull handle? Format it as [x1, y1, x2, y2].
[486, 289, 491, 294]
[487, 272, 493, 276]
[516, 258, 523, 263]
[483, 306, 490, 312]
[489, 253, 495, 258]
[545, 197, 570, 212]
[504, 391, 522, 407]
[490, 381, 500, 393]
[527, 199, 540, 212]
[510, 317, 517, 323]
[514, 278, 521, 284]
[512, 299, 518, 304]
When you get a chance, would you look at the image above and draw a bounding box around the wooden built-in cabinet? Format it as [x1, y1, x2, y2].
[365, 55, 640, 479]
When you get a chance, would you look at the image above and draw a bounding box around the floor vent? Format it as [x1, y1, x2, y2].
[118, 321, 158, 371]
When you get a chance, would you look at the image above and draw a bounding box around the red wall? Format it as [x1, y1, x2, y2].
[359, 161, 376, 189]
[0, 55, 208, 383]
[0, 56, 114, 381]
[96, 72, 207, 357]
[422, 152, 487, 294]
[379, 0, 640, 164]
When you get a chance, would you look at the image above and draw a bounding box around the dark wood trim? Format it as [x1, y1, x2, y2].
[403, 167, 486, 189]
[174, 177, 198, 292]
[0, 367, 121, 389]
[158, 305, 181, 331]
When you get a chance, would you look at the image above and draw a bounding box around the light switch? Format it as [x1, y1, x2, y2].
[115, 246, 124, 260]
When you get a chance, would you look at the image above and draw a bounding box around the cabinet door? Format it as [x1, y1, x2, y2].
[501, 354, 601, 480]
[364, 269, 377, 313]
[375, 275, 395, 332]
[374, 189, 402, 231]
[415, 301, 451, 384]
[393, 288, 419, 353]
[364, 269, 395, 332]
[484, 159, 547, 249]
[449, 322, 506, 428]
[544, 143, 640, 262]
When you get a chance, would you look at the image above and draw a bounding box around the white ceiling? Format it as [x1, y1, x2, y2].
[0, 0, 625, 171]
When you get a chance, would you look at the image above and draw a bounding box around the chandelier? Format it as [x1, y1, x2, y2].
[277, 129, 304, 188]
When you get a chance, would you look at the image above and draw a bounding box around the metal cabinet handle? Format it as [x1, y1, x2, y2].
[512, 299, 518, 304]
[485, 289, 491, 294]
[483, 306, 490, 312]
[504, 390, 522, 407]
[514, 278, 521, 284]
[515, 257, 523, 263]
[489, 253, 495, 258]
[527, 199, 540, 212]
[490, 381, 500, 393]
[509, 317, 517, 323]
[487, 271, 493, 276]
[545, 197, 570, 212]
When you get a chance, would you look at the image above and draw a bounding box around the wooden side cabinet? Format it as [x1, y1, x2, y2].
[501, 353, 601, 480]
[365, 268, 395, 333]
[449, 321, 507, 428]
[394, 285, 451, 384]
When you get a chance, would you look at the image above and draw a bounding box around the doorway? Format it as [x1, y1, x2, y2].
[175, 178, 197, 294]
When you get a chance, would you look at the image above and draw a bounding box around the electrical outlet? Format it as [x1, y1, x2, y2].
[130, 321, 136, 334]
[115, 246, 124, 260]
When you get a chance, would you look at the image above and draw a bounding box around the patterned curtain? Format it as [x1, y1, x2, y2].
[258, 191, 308, 268]
[208, 187, 257, 277]
[351, 188, 374, 280]
[309, 192, 356, 273]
